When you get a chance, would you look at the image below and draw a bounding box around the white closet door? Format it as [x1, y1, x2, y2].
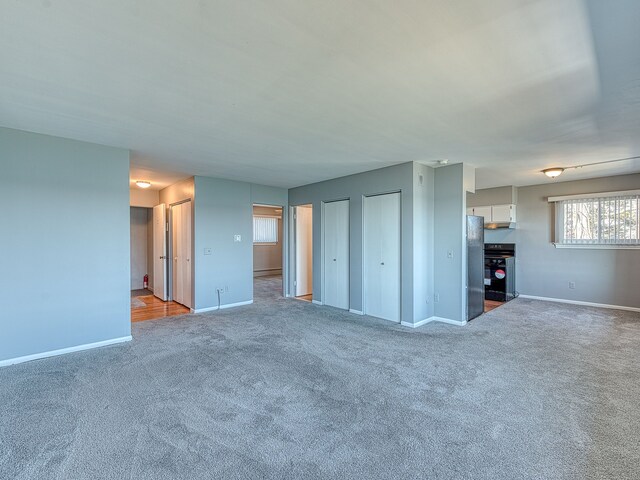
[323, 200, 349, 309]
[364, 193, 401, 322]
[172, 204, 183, 305]
[153, 203, 168, 301]
[181, 201, 192, 309]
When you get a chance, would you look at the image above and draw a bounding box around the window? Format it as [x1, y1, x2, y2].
[553, 191, 640, 247]
[253, 216, 278, 244]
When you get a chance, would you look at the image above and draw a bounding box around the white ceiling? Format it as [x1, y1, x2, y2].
[1, 0, 639, 189]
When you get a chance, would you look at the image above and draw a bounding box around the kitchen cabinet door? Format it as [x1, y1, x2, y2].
[491, 204, 515, 223]
[473, 206, 492, 223]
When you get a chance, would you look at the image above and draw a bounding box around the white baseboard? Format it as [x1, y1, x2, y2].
[401, 317, 434, 328]
[432, 316, 467, 326]
[0, 336, 132, 368]
[312, 299, 323, 306]
[401, 316, 466, 328]
[191, 300, 253, 314]
[349, 309, 364, 315]
[518, 295, 640, 313]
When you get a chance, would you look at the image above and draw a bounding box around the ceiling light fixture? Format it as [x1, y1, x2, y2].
[136, 180, 151, 189]
[541, 155, 640, 180]
[542, 167, 564, 178]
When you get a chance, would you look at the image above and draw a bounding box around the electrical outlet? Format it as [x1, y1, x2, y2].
[234, 234, 242, 242]
[447, 251, 453, 259]
[434, 293, 440, 303]
[569, 281, 576, 290]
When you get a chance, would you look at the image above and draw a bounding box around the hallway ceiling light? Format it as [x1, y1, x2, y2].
[136, 180, 151, 188]
[542, 168, 564, 178]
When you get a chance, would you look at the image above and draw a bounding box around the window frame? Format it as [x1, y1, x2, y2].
[550, 190, 640, 249]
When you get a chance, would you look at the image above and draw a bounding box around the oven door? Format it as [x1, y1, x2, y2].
[485, 260, 508, 301]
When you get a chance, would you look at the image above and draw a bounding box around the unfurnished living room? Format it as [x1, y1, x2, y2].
[1, 1, 639, 479]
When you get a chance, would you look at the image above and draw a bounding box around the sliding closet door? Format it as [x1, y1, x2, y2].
[363, 193, 401, 322]
[323, 200, 349, 309]
[171, 201, 192, 308]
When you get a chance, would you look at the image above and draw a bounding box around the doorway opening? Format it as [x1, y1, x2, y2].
[292, 204, 313, 302]
[129, 201, 192, 323]
[253, 204, 284, 302]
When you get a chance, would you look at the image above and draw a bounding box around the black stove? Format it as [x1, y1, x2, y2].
[484, 243, 516, 302]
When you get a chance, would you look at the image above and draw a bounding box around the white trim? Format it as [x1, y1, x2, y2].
[312, 299, 323, 305]
[518, 295, 640, 312]
[191, 300, 253, 314]
[401, 317, 434, 328]
[0, 336, 132, 368]
[433, 316, 467, 326]
[548, 189, 640, 202]
[553, 243, 640, 250]
[349, 309, 364, 315]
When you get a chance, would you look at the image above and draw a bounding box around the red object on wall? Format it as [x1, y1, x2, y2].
[143, 274, 149, 289]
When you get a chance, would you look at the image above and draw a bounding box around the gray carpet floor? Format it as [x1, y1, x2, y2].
[2, 275, 639, 479]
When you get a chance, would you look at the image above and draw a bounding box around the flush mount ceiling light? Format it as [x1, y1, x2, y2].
[135, 180, 151, 189]
[540, 155, 640, 180]
[542, 167, 564, 178]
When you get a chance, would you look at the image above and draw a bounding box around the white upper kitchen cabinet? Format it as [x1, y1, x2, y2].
[491, 204, 516, 223]
[471, 206, 492, 222]
[468, 204, 517, 224]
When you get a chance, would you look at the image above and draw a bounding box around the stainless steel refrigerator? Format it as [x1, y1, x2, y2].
[467, 215, 485, 321]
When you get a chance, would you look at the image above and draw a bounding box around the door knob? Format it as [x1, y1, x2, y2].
[380, 262, 385, 265]
[333, 258, 336, 261]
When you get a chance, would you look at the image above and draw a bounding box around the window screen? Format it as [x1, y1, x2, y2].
[253, 216, 278, 243]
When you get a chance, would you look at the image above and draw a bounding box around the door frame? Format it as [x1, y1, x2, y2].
[361, 191, 402, 323]
[321, 198, 350, 308]
[289, 203, 313, 300]
[252, 203, 286, 299]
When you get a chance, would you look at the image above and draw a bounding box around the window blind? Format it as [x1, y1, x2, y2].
[253, 216, 278, 243]
[555, 193, 640, 245]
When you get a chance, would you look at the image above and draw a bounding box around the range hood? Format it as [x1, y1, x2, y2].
[484, 221, 516, 230]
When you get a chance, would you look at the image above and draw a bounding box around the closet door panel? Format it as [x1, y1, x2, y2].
[323, 200, 349, 310]
[363, 193, 400, 322]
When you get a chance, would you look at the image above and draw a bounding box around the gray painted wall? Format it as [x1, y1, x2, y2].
[193, 176, 252, 310]
[413, 163, 435, 322]
[289, 162, 416, 323]
[433, 164, 467, 322]
[0, 127, 130, 362]
[469, 174, 640, 308]
[467, 185, 516, 207]
[192, 178, 288, 310]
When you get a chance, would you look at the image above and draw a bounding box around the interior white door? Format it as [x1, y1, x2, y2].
[172, 203, 183, 305]
[295, 205, 313, 297]
[181, 201, 192, 309]
[171, 201, 192, 308]
[323, 200, 349, 309]
[364, 193, 401, 322]
[153, 204, 167, 301]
